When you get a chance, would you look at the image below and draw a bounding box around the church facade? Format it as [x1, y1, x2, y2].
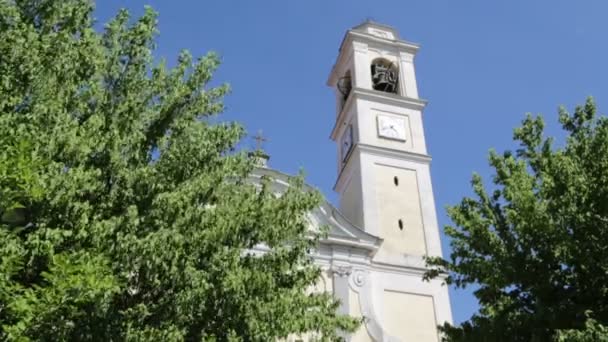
[252, 22, 452, 341]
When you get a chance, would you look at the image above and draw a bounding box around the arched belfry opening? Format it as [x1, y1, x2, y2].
[337, 70, 352, 102]
[370, 58, 398, 94]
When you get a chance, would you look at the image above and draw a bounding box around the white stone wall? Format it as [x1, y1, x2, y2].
[373, 164, 427, 256]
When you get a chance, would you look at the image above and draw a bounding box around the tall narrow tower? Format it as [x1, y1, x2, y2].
[327, 22, 452, 341]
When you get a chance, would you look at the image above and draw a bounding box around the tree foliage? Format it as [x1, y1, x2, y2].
[426, 97, 608, 341]
[0, 1, 358, 340]
[556, 313, 608, 342]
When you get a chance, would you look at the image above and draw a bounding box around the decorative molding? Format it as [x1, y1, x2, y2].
[352, 270, 366, 287]
[354, 87, 427, 110]
[346, 31, 419, 55]
[369, 28, 391, 39]
[352, 41, 369, 53]
[358, 143, 432, 164]
[352, 21, 400, 40]
[331, 265, 353, 278]
[348, 270, 400, 342]
[399, 51, 415, 63]
[348, 269, 367, 292]
[370, 256, 447, 279]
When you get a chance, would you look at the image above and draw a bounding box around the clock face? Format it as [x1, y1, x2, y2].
[341, 124, 353, 162]
[377, 115, 406, 141]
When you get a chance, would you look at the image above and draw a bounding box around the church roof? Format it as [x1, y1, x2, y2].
[249, 167, 382, 254]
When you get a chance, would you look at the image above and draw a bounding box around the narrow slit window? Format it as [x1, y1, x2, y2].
[398, 219, 404, 230]
[394, 176, 399, 186]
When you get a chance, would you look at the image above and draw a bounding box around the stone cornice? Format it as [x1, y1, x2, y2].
[320, 236, 379, 253]
[355, 87, 427, 111]
[352, 21, 401, 39]
[345, 30, 420, 54]
[334, 144, 432, 193]
[358, 143, 432, 164]
[371, 254, 449, 279]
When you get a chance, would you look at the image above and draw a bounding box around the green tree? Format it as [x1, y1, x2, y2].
[0, 1, 358, 340]
[425, 97, 608, 341]
[556, 313, 608, 342]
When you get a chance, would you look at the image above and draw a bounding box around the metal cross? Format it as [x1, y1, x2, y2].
[253, 130, 268, 150]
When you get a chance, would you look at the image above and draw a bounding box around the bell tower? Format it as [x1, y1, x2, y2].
[328, 21, 442, 259]
[327, 21, 452, 341]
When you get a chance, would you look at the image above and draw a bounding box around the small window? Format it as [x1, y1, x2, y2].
[394, 176, 399, 186]
[398, 219, 404, 230]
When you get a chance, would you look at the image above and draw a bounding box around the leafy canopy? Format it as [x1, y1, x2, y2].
[0, 0, 358, 340]
[426, 98, 608, 341]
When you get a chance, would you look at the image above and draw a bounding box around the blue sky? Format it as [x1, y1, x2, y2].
[96, 1, 608, 325]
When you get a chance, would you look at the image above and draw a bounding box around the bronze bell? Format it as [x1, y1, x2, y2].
[371, 63, 398, 93]
[337, 75, 352, 101]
